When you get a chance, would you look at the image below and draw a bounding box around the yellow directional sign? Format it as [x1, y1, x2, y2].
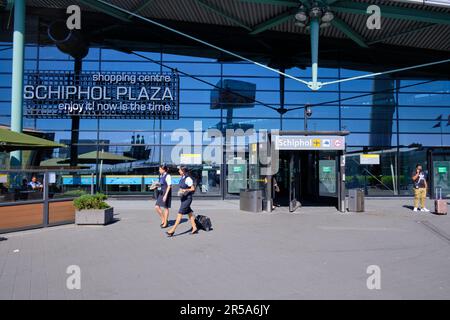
[274, 135, 346, 150]
[313, 139, 321, 147]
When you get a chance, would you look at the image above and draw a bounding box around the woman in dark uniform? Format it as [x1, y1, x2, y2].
[166, 166, 198, 237]
[155, 165, 172, 228]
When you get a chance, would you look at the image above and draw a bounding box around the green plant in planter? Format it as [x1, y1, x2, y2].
[73, 193, 110, 210]
[55, 189, 87, 199]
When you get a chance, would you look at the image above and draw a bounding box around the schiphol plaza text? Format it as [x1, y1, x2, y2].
[23, 72, 176, 116]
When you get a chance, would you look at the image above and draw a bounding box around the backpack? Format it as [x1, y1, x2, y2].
[195, 215, 212, 231]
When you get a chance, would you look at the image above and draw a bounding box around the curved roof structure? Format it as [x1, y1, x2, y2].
[1, 0, 450, 76]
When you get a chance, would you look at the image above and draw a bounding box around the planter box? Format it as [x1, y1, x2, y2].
[75, 207, 114, 225]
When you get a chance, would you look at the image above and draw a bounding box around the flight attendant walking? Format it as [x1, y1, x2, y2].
[155, 165, 172, 228]
[166, 166, 198, 237]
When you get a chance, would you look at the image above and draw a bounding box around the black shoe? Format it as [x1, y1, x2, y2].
[166, 231, 175, 237]
[161, 223, 168, 229]
[190, 229, 199, 235]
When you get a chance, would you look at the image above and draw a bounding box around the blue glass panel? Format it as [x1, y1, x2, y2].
[399, 80, 450, 93]
[398, 93, 450, 106]
[398, 106, 447, 120]
[399, 133, 450, 146]
[162, 62, 220, 75]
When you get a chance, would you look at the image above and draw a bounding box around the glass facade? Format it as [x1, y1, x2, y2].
[1, 41, 450, 198]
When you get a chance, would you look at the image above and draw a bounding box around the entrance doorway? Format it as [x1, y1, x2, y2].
[430, 148, 450, 199]
[268, 132, 347, 212]
[276, 150, 340, 211]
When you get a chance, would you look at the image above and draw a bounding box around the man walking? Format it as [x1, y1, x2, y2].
[412, 164, 430, 212]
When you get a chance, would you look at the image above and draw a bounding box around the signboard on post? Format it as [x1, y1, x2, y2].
[180, 153, 202, 165]
[360, 154, 380, 165]
[274, 135, 345, 150]
[23, 70, 180, 119]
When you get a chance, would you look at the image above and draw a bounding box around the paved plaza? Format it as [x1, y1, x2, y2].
[1, 198, 450, 300]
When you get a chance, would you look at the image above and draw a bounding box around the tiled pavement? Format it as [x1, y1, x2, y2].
[1, 198, 450, 299]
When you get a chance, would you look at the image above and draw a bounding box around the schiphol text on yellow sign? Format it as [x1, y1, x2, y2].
[274, 135, 345, 150]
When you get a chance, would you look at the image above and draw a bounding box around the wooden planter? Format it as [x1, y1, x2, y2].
[75, 207, 114, 225]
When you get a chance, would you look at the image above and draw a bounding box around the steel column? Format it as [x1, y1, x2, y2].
[309, 17, 321, 91]
[70, 58, 82, 166]
[10, 0, 26, 167]
[43, 171, 49, 226]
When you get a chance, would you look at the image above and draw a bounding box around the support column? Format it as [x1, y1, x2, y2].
[10, 0, 26, 167]
[70, 58, 82, 166]
[309, 17, 320, 91]
[339, 152, 346, 213]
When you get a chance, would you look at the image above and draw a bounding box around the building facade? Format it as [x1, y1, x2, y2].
[1, 0, 449, 199]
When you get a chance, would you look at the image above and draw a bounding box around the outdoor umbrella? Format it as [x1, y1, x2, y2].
[0, 128, 66, 152]
[60, 150, 135, 184]
[60, 150, 135, 165]
[39, 158, 69, 166]
[39, 158, 90, 169]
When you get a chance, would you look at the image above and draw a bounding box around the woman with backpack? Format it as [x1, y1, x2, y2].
[166, 166, 198, 237]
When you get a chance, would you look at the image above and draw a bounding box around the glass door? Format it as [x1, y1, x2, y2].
[318, 159, 337, 197]
[432, 153, 450, 198]
[289, 153, 300, 212]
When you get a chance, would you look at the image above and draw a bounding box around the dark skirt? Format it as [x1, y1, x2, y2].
[178, 196, 193, 215]
[156, 190, 172, 208]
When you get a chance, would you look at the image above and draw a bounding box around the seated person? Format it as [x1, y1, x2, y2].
[21, 179, 29, 190]
[0, 183, 7, 194]
[28, 176, 43, 190]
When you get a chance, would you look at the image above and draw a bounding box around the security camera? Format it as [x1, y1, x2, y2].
[305, 106, 313, 117]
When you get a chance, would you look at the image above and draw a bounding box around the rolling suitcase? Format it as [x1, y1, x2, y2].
[434, 187, 447, 215]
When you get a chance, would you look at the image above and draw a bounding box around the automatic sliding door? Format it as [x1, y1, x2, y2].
[432, 157, 450, 198]
[318, 159, 337, 197]
[289, 152, 300, 212]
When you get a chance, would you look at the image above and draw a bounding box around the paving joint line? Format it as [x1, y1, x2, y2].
[417, 220, 450, 245]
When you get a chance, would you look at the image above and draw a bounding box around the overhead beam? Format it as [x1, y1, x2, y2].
[78, 0, 132, 22]
[250, 8, 296, 34]
[331, 17, 369, 48]
[194, 0, 252, 31]
[368, 24, 435, 45]
[1, 0, 14, 10]
[90, 0, 154, 35]
[331, 1, 450, 25]
[238, 0, 299, 7]
[297, 0, 310, 8]
[128, 0, 155, 19]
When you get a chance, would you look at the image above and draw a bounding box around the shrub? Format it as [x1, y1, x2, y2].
[73, 193, 110, 210]
[55, 189, 87, 199]
[380, 176, 394, 187]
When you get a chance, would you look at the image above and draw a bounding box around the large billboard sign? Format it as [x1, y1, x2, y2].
[23, 70, 179, 119]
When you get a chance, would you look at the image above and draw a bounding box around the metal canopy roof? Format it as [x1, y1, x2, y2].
[1, 0, 450, 75]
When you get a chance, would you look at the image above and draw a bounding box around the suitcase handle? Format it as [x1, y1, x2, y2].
[435, 187, 442, 200]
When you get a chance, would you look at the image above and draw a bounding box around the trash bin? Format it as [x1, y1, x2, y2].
[262, 199, 272, 212]
[240, 189, 263, 212]
[348, 188, 364, 212]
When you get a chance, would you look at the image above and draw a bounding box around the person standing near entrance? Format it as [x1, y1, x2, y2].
[412, 164, 430, 212]
[166, 166, 198, 237]
[155, 165, 172, 228]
